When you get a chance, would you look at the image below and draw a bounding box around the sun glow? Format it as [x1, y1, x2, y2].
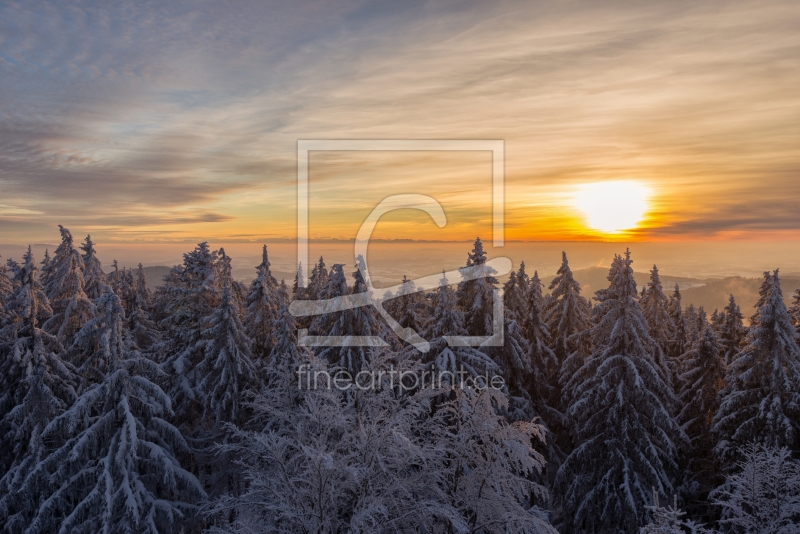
[573, 181, 651, 234]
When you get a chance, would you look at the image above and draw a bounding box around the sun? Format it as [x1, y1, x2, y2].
[573, 181, 651, 234]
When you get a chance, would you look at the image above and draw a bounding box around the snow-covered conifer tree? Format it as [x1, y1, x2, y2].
[524, 271, 558, 410]
[503, 268, 527, 321]
[157, 242, 222, 422]
[38, 249, 51, 288]
[666, 284, 688, 365]
[268, 281, 307, 370]
[709, 443, 800, 533]
[720, 294, 745, 366]
[492, 272, 534, 418]
[678, 321, 726, 516]
[640, 490, 713, 534]
[0, 256, 13, 326]
[428, 387, 556, 533]
[409, 271, 498, 386]
[291, 261, 305, 300]
[710, 308, 725, 333]
[107, 259, 122, 297]
[80, 235, 108, 300]
[497, 270, 531, 373]
[457, 237, 499, 336]
[316, 259, 385, 375]
[18, 292, 205, 533]
[713, 270, 800, 463]
[0, 248, 78, 532]
[517, 259, 531, 297]
[684, 304, 700, 346]
[545, 252, 591, 367]
[789, 285, 800, 335]
[0, 248, 52, 346]
[641, 265, 676, 383]
[209, 351, 471, 533]
[128, 264, 160, 351]
[307, 255, 328, 301]
[545, 252, 591, 418]
[196, 281, 257, 425]
[556, 250, 686, 533]
[393, 274, 427, 334]
[69, 288, 129, 387]
[44, 225, 81, 299]
[245, 245, 280, 360]
[42, 252, 95, 346]
[0, 332, 80, 533]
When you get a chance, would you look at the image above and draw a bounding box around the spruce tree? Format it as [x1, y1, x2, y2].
[269, 281, 307, 370]
[44, 225, 81, 300]
[0, 255, 13, 319]
[493, 270, 533, 415]
[316, 260, 385, 375]
[683, 304, 700, 347]
[0, 247, 53, 346]
[308, 256, 328, 301]
[666, 284, 687, 366]
[404, 271, 498, 386]
[457, 237, 499, 337]
[677, 321, 726, 519]
[291, 261, 305, 300]
[157, 242, 222, 422]
[546, 252, 590, 366]
[503, 267, 527, 322]
[517, 259, 531, 297]
[0, 248, 78, 532]
[713, 270, 800, 463]
[38, 249, 51, 288]
[556, 251, 685, 533]
[42, 252, 95, 346]
[710, 308, 725, 334]
[128, 264, 160, 351]
[545, 252, 591, 415]
[394, 274, 427, 334]
[0, 332, 79, 533]
[107, 259, 122, 297]
[720, 294, 745, 365]
[245, 245, 280, 360]
[196, 281, 257, 425]
[709, 443, 800, 533]
[640, 265, 675, 384]
[789, 284, 800, 335]
[640, 491, 713, 534]
[80, 234, 108, 300]
[524, 271, 558, 411]
[18, 290, 205, 533]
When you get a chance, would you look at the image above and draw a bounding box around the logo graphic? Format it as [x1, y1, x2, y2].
[289, 140, 510, 352]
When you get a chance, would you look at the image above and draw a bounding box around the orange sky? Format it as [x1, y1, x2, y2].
[2, 1, 800, 245]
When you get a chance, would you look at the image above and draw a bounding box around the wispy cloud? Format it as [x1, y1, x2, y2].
[1, 0, 799, 243]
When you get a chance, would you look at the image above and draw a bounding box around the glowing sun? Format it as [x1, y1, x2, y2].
[573, 181, 651, 233]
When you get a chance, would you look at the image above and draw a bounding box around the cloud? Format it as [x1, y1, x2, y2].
[1, 0, 800, 243]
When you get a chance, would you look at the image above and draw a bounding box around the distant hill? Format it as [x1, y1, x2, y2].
[681, 275, 800, 317]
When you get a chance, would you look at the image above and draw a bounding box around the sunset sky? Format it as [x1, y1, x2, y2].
[2, 0, 800, 245]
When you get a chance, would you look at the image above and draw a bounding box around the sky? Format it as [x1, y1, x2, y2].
[2, 0, 800, 246]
